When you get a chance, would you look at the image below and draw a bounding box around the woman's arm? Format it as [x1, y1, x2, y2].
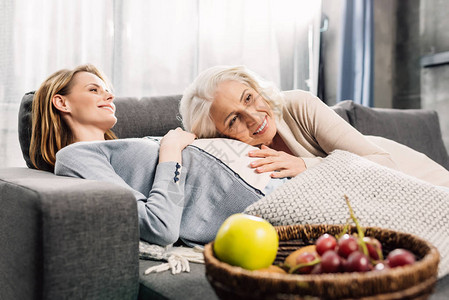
[285, 90, 397, 169]
[159, 127, 196, 164]
[55, 134, 194, 246]
[249, 90, 396, 177]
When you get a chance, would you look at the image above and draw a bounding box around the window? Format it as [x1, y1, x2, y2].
[0, 0, 321, 168]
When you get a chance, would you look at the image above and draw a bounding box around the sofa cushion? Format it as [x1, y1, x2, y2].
[139, 259, 217, 300]
[343, 101, 449, 169]
[18, 92, 39, 170]
[114, 95, 183, 138]
[330, 100, 351, 123]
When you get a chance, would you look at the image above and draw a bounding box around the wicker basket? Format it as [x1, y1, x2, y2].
[204, 224, 440, 300]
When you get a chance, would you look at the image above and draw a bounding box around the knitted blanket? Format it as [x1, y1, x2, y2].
[244, 150, 449, 278]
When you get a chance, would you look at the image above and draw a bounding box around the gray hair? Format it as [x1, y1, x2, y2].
[179, 65, 284, 138]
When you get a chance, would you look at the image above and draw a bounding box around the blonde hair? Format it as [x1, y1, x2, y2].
[30, 64, 117, 170]
[179, 65, 284, 138]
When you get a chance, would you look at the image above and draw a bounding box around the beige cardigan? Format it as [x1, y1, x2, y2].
[276, 90, 449, 187]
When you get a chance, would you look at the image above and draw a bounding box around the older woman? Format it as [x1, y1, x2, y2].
[180, 65, 449, 187]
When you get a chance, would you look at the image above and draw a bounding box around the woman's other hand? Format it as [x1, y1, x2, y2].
[159, 128, 196, 163]
[248, 145, 306, 178]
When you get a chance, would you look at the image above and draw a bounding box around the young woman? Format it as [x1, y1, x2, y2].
[30, 64, 266, 247]
[179, 65, 449, 187]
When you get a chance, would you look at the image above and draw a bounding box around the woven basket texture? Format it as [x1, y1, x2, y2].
[204, 224, 440, 300]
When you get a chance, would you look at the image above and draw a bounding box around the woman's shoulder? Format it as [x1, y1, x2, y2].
[281, 89, 315, 98]
[280, 89, 320, 111]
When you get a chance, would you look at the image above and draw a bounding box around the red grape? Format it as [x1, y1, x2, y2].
[293, 252, 317, 274]
[316, 234, 337, 256]
[337, 234, 359, 258]
[387, 249, 415, 268]
[345, 251, 372, 272]
[363, 237, 383, 260]
[320, 250, 342, 273]
[311, 263, 322, 274]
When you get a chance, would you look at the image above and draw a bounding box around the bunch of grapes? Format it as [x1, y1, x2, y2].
[284, 196, 416, 274]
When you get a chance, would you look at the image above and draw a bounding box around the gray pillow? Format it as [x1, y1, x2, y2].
[18, 92, 45, 170]
[114, 95, 183, 138]
[330, 100, 352, 123]
[347, 101, 449, 169]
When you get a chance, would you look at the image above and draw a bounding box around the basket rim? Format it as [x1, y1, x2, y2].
[205, 243, 439, 282]
[204, 224, 440, 298]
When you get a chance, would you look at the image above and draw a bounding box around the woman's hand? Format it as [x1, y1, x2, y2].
[159, 127, 196, 163]
[248, 145, 306, 178]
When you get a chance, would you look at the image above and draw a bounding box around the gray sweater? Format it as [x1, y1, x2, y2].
[55, 138, 263, 246]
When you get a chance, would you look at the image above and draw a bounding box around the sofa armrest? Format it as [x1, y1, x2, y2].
[0, 168, 139, 300]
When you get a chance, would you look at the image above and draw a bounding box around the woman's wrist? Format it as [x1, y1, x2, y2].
[158, 144, 183, 163]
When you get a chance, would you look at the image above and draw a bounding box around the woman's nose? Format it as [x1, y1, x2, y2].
[242, 110, 258, 127]
[105, 90, 114, 102]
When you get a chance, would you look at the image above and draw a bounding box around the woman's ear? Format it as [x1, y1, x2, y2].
[52, 95, 70, 112]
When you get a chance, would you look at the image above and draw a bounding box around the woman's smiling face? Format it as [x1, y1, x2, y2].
[62, 71, 117, 132]
[209, 80, 277, 146]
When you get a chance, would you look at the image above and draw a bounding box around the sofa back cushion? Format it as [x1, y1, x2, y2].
[114, 95, 183, 138]
[18, 92, 448, 171]
[339, 100, 449, 169]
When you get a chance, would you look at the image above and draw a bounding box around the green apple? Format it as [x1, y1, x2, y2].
[213, 213, 278, 270]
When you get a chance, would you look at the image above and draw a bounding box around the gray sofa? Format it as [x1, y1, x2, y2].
[1, 92, 449, 300]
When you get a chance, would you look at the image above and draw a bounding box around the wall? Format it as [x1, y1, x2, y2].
[392, 0, 449, 151]
[373, 0, 396, 108]
[392, 0, 422, 109]
[420, 0, 449, 151]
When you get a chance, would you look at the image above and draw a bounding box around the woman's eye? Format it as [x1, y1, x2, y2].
[229, 115, 238, 128]
[245, 94, 252, 103]
[90, 88, 98, 92]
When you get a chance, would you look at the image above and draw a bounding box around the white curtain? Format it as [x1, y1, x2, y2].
[0, 0, 321, 168]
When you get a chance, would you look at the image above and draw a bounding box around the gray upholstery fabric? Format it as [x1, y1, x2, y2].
[330, 101, 350, 123]
[18, 92, 41, 170]
[0, 173, 43, 299]
[0, 168, 140, 300]
[432, 275, 449, 299]
[341, 100, 449, 169]
[138, 260, 218, 300]
[114, 95, 183, 138]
